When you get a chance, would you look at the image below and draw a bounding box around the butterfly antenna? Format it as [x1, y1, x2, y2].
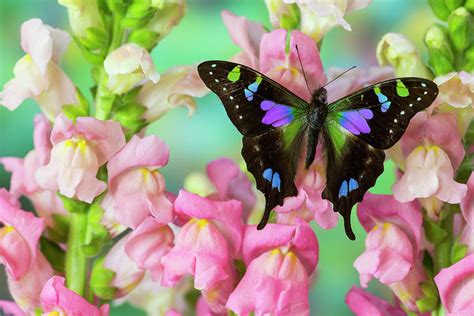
[295, 45, 312, 96]
[322, 66, 357, 88]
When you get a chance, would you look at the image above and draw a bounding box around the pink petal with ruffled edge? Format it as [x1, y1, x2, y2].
[260, 29, 326, 101]
[353, 223, 413, 286]
[400, 112, 464, 169]
[345, 286, 405, 316]
[242, 221, 318, 275]
[221, 10, 265, 69]
[434, 254, 474, 315]
[206, 158, 256, 220]
[0, 189, 44, 280]
[108, 135, 169, 183]
[125, 217, 174, 282]
[41, 276, 109, 315]
[226, 248, 310, 316]
[173, 190, 244, 256]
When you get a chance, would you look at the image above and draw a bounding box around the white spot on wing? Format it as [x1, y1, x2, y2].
[389, 129, 393, 133]
[235, 105, 239, 109]
[211, 64, 216, 68]
[400, 111, 405, 115]
[214, 79, 219, 83]
[421, 82, 426, 87]
[409, 103, 413, 107]
[417, 97, 421, 101]
[394, 119, 398, 123]
[424, 91, 428, 95]
[230, 96, 234, 100]
[209, 71, 213, 75]
[239, 115, 243, 119]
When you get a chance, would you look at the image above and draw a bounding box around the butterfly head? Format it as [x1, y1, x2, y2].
[311, 87, 328, 107]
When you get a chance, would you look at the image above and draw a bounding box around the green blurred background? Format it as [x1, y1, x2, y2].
[0, 0, 436, 315]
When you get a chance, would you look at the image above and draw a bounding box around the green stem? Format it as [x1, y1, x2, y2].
[434, 211, 453, 272]
[95, 17, 124, 120]
[66, 211, 88, 296]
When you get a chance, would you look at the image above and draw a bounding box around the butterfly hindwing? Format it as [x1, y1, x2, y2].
[197, 61, 307, 136]
[243, 121, 307, 228]
[198, 60, 309, 228]
[327, 78, 438, 149]
[322, 121, 385, 240]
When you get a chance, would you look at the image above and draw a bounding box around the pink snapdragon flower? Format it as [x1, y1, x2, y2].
[104, 43, 159, 95]
[1, 115, 66, 226]
[41, 276, 109, 315]
[434, 71, 474, 109]
[36, 114, 126, 203]
[354, 194, 422, 287]
[222, 10, 326, 101]
[125, 216, 174, 282]
[392, 112, 467, 216]
[103, 237, 145, 298]
[161, 190, 244, 313]
[107, 135, 173, 228]
[0, 189, 53, 313]
[386, 261, 427, 311]
[345, 287, 406, 316]
[434, 254, 474, 315]
[227, 221, 318, 315]
[138, 65, 209, 122]
[0, 19, 77, 120]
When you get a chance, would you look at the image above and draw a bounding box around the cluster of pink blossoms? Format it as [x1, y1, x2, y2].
[1, 0, 474, 315]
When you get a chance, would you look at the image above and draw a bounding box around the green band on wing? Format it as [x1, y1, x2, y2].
[227, 66, 241, 82]
[396, 79, 409, 97]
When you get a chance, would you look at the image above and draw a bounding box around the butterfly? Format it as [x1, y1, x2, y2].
[197, 60, 438, 240]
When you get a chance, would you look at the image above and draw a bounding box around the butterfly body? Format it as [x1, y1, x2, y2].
[197, 60, 438, 240]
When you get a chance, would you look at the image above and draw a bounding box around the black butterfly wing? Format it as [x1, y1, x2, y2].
[322, 122, 385, 240]
[327, 77, 439, 149]
[197, 60, 309, 229]
[197, 61, 308, 136]
[322, 77, 438, 239]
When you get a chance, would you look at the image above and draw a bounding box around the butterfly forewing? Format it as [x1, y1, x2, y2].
[327, 78, 438, 149]
[198, 61, 309, 229]
[198, 61, 308, 136]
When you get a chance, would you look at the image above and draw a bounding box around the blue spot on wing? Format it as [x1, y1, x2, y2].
[245, 89, 253, 101]
[263, 168, 273, 181]
[381, 101, 391, 112]
[272, 172, 281, 191]
[375, 89, 391, 112]
[349, 178, 359, 191]
[338, 180, 348, 198]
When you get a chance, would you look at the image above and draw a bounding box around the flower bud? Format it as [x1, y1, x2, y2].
[146, 0, 186, 43]
[129, 29, 160, 50]
[448, 7, 474, 52]
[463, 44, 474, 71]
[445, 0, 465, 11]
[428, 0, 451, 20]
[107, 0, 129, 15]
[377, 33, 432, 78]
[466, 0, 474, 11]
[58, 0, 105, 39]
[265, 0, 300, 30]
[80, 27, 109, 51]
[424, 24, 455, 75]
[123, 0, 155, 29]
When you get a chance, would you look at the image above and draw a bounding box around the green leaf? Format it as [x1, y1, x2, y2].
[82, 203, 111, 257]
[423, 218, 448, 244]
[422, 250, 434, 276]
[129, 29, 159, 50]
[451, 240, 468, 263]
[429, 0, 451, 20]
[416, 296, 438, 313]
[90, 257, 118, 300]
[444, 0, 465, 11]
[40, 237, 66, 272]
[59, 194, 90, 213]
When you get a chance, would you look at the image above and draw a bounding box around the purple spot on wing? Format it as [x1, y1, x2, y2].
[262, 104, 294, 127]
[358, 109, 374, 119]
[342, 111, 371, 134]
[260, 100, 275, 110]
[340, 117, 361, 135]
